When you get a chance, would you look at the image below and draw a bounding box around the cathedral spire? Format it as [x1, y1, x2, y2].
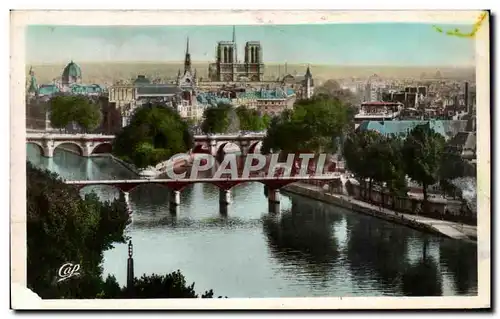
[184, 37, 192, 74]
[232, 26, 237, 63]
[305, 65, 312, 78]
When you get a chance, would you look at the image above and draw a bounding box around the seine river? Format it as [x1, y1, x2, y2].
[27, 144, 478, 297]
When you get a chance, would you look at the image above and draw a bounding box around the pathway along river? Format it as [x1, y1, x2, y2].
[27, 145, 478, 297]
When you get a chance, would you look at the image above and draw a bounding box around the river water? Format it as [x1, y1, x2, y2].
[27, 144, 478, 297]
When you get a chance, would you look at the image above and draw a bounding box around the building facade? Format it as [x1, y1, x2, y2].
[208, 27, 264, 82]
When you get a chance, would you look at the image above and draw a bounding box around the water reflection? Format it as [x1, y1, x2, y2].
[401, 253, 443, 296]
[263, 198, 341, 270]
[26, 144, 479, 297]
[344, 216, 411, 294]
[439, 241, 478, 295]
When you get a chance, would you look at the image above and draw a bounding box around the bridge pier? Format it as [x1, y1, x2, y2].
[267, 188, 280, 213]
[219, 189, 232, 205]
[82, 142, 92, 157]
[268, 188, 280, 204]
[42, 144, 54, 158]
[239, 141, 249, 156]
[209, 140, 217, 156]
[123, 192, 132, 216]
[170, 190, 181, 206]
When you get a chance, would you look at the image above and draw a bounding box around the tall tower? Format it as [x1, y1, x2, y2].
[244, 41, 263, 81]
[184, 37, 192, 74]
[216, 34, 236, 82]
[27, 66, 38, 96]
[232, 25, 237, 63]
[465, 81, 470, 114]
[305, 65, 313, 99]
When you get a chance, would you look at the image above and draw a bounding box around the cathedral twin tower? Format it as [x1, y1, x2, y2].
[208, 26, 264, 82]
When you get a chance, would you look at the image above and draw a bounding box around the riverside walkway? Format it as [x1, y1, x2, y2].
[284, 182, 477, 242]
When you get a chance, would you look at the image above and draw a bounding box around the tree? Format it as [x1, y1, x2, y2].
[74, 99, 102, 133]
[343, 130, 383, 200]
[439, 144, 475, 199]
[262, 96, 351, 155]
[201, 103, 238, 134]
[49, 96, 74, 131]
[236, 106, 268, 132]
[27, 162, 129, 298]
[49, 96, 102, 133]
[402, 124, 445, 214]
[99, 271, 224, 299]
[370, 134, 408, 205]
[27, 162, 221, 299]
[112, 105, 194, 169]
[314, 79, 360, 107]
[262, 113, 271, 129]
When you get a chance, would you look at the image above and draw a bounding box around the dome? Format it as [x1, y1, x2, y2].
[62, 61, 82, 79]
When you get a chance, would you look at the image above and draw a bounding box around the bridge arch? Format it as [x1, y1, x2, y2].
[248, 141, 262, 154]
[26, 141, 45, 156]
[53, 141, 84, 156]
[91, 142, 113, 155]
[76, 181, 173, 194]
[216, 142, 241, 159]
[191, 143, 211, 154]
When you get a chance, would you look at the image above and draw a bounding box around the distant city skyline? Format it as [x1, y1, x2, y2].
[26, 24, 475, 66]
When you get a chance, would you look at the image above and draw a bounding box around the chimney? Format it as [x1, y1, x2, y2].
[464, 82, 470, 114]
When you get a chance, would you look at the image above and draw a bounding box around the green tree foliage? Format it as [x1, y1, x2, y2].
[343, 130, 384, 199]
[27, 162, 129, 298]
[236, 106, 269, 132]
[49, 96, 102, 132]
[262, 113, 271, 128]
[27, 162, 220, 299]
[439, 143, 476, 198]
[112, 105, 194, 169]
[49, 96, 75, 130]
[201, 103, 233, 134]
[99, 271, 225, 299]
[74, 100, 103, 133]
[402, 123, 446, 213]
[261, 96, 351, 154]
[314, 79, 360, 107]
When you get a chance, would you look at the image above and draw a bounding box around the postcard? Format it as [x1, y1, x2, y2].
[11, 10, 490, 310]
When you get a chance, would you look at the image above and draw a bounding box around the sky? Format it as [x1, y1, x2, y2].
[26, 24, 475, 66]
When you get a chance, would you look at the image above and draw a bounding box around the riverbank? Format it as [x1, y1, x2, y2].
[282, 182, 477, 242]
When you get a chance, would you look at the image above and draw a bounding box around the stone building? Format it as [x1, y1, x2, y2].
[282, 66, 314, 100]
[208, 27, 264, 82]
[61, 60, 82, 86]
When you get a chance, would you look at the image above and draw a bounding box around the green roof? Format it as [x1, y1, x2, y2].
[357, 120, 469, 139]
[62, 61, 82, 78]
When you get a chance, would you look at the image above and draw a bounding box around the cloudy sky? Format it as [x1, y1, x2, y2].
[26, 23, 475, 66]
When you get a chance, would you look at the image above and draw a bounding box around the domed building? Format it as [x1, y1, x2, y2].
[61, 60, 82, 86]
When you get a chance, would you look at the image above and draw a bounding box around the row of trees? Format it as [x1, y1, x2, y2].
[201, 103, 271, 134]
[49, 96, 103, 133]
[112, 103, 272, 168]
[27, 162, 219, 298]
[343, 124, 474, 214]
[261, 96, 353, 154]
[112, 105, 194, 169]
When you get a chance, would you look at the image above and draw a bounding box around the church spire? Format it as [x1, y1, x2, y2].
[305, 65, 312, 78]
[27, 66, 38, 95]
[184, 37, 191, 74]
[232, 26, 237, 63]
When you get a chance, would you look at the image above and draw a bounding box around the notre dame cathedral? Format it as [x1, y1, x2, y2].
[208, 27, 264, 82]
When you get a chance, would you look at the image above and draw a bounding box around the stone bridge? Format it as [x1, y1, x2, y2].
[26, 132, 266, 158]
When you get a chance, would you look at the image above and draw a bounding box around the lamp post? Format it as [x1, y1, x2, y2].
[126, 240, 134, 295]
